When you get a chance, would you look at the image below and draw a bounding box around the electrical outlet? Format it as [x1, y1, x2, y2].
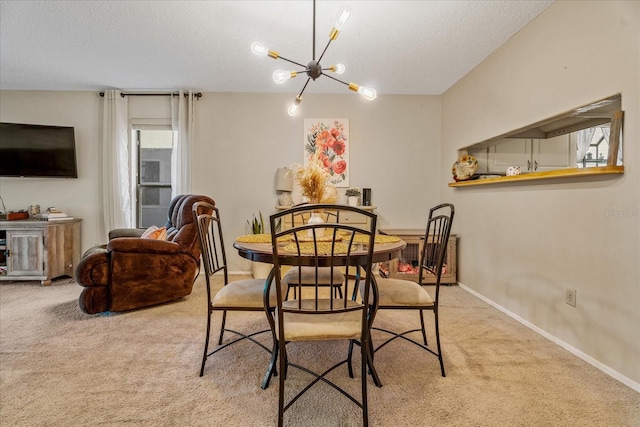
[566, 289, 577, 307]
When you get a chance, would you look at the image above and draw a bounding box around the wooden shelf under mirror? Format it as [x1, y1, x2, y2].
[449, 166, 624, 187]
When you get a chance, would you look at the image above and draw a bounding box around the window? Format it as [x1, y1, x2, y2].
[580, 126, 609, 167]
[133, 127, 173, 228]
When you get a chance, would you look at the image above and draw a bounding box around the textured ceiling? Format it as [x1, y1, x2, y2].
[0, 0, 553, 95]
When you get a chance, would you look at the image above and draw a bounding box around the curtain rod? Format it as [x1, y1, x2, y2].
[99, 92, 202, 98]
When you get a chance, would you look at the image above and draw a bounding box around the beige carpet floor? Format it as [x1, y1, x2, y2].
[1, 275, 638, 426]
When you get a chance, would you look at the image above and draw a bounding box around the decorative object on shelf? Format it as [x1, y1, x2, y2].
[276, 167, 294, 206]
[362, 188, 371, 206]
[28, 204, 40, 218]
[251, 0, 376, 116]
[345, 187, 361, 206]
[506, 166, 521, 176]
[452, 154, 478, 181]
[36, 207, 72, 221]
[4, 211, 29, 221]
[304, 118, 349, 187]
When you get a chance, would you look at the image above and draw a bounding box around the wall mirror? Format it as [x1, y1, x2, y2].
[461, 94, 623, 177]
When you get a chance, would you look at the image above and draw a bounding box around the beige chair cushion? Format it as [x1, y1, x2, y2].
[366, 278, 434, 307]
[283, 267, 345, 286]
[278, 299, 362, 342]
[212, 278, 279, 308]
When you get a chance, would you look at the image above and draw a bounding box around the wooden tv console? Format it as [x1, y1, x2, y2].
[0, 218, 82, 286]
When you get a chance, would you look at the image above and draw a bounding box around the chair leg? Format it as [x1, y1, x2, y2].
[361, 334, 369, 427]
[262, 340, 279, 390]
[419, 310, 428, 346]
[347, 338, 382, 387]
[200, 307, 213, 377]
[434, 310, 446, 377]
[218, 310, 227, 345]
[367, 335, 382, 387]
[277, 344, 287, 427]
[347, 339, 355, 378]
[262, 308, 280, 390]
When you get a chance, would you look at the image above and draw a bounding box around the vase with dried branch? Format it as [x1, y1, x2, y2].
[294, 154, 338, 236]
[294, 154, 337, 206]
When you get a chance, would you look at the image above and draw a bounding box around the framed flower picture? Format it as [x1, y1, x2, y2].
[303, 118, 349, 187]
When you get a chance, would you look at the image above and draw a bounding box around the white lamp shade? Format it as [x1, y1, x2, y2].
[276, 167, 293, 191]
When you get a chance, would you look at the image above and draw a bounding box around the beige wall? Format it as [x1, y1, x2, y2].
[0, 91, 104, 245]
[441, 1, 639, 387]
[0, 92, 441, 271]
[191, 93, 441, 271]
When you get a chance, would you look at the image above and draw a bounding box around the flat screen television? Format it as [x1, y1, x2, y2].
[0, 122, 78, 178]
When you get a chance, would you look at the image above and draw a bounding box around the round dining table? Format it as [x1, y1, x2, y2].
[233, 237, 406, 267]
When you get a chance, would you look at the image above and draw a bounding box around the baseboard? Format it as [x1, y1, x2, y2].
[457, 281, 640, 393]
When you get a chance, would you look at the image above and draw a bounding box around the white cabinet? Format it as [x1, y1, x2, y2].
[474, 134, 576, 174]
[532, 135, 576, 171]
[4, 229, 45, 276]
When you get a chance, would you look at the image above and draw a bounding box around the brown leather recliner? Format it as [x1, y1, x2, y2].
[75, 194, 215, 314]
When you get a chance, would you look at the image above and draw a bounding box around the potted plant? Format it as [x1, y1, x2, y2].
[345, 187, 361, 206]
[245, 212, 273, 279]
[246, 212, 265, 234]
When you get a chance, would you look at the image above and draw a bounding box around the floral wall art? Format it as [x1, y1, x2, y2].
[303, 118, 349, 187]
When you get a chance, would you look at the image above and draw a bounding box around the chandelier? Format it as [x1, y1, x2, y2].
[251, 0, 377, 116]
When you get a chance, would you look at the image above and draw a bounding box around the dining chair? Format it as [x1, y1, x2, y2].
[192, 201, 277, 380]
[366, 203, 454, 377]
[282, 209, 345, 299]
[267, 203, 378, 427]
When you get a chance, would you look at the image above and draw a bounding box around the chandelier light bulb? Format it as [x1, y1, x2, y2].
[251, 41, 268, 56]
[273, 70, 292, 84]
[348, 82, 377, 101]
[334, 6, 351, 30]
[358, 86, 377, 101]
[287, 96, 302, 116]
[334, 63, 345, 74]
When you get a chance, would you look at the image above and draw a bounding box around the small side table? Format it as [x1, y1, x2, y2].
[378, 229, 457, 285]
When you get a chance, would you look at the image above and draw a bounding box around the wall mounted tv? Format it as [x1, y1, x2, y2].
[0, 122, 78, 178]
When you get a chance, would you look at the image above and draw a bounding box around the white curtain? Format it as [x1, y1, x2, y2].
[576, 127, 596, 166]
[171, 91, 196, 197]
[102, 90, 132, 236]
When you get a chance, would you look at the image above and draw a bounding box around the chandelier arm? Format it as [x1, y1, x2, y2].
[298, 77, 312, 98]
[316, 38, 333, 64]
[322, 73, 349, 87]
[277, 56, 308, 69]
